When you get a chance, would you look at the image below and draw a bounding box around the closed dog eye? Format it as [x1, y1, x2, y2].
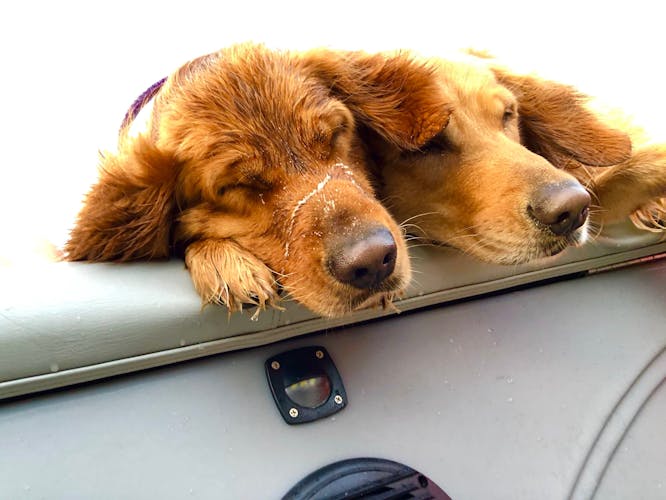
[214, 170, 274, 215]
[214, 154, 274, 196]
[213, 183, 271, 215]
[217, 178, 272, 197]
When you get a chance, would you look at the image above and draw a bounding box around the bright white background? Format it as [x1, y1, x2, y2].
[1, 0, 664, 263]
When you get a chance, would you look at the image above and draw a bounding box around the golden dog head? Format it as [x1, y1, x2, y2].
[373, 55, 631, 264]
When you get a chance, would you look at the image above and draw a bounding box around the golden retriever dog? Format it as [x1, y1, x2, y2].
[370, 53, 665, 264]
[65, 44, 451, 317]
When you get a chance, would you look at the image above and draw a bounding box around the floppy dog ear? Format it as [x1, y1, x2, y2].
[66, 136, 180, 262]
[493, 69, 631, 168]
[303, 49, 452, 150]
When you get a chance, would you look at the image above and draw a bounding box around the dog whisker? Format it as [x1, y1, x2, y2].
[404, 235, 428, 242]
[399, 211, 441, 226]
[400, 223, 429, 233]
[406, 242, 438, 250]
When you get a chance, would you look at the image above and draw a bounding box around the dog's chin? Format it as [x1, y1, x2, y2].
[537, 222, 589, 258]
[350, 275, 407, 312]
[292, 274, 408, 318]
[353, 290, 402, 314]
[461, 222, 590, 265]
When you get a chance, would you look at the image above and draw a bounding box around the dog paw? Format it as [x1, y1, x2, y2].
[630, 199, 666, 233]
[185, 239, 279, 314]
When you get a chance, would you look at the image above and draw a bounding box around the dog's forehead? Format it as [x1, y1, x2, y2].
[211, 58, 325, 127]
[217, 75, 341, 169]
[439, 60, 513, 105]
[165, 45, 349, 174]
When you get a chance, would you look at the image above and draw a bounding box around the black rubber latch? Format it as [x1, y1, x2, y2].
[265, 345, 347, 425]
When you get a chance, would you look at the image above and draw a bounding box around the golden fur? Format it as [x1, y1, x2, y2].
[371, 54, 665, 264]
[65, 44, 451, 317]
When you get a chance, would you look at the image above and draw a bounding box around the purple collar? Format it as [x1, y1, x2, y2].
[120, 77, 167, 135]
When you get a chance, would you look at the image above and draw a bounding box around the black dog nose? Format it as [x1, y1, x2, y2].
[528, 182, 591, 236]
[328, 227, 397, 289]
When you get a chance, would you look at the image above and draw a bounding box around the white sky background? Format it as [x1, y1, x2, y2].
[0, 0, 664, 262]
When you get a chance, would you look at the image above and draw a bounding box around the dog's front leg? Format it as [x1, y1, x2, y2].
[185, 239, 279, 313]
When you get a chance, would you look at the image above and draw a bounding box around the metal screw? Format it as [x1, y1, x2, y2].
[334, 395, 343, 405]
[315, 350, 324, 359]
[271, 361, 280, 370]
[289, 408, 299, 418]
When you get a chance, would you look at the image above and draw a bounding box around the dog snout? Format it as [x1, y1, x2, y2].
[528, 182, 591, 236]
[328, 226, 398, 289]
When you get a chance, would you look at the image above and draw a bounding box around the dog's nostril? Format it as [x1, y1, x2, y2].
[556, 211, 571, 225]
[354, 268, 369, 280]
[328, 227, 398, 289]
[529, 182, 591, 236]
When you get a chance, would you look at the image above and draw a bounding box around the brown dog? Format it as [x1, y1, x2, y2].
[371, 54, 664, 264]
[65, 44, 451, 317]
